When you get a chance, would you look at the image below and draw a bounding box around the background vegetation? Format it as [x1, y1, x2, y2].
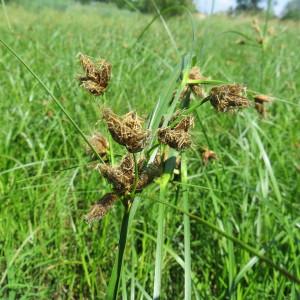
[0, 1, 299, 299]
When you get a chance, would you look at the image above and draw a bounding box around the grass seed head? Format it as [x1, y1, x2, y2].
[102, 108, 150, 153]
[99, 156, 134, 195]
[209, 84, 250, 112]
[201, 148, 217, 164]
[254, 95, 272, 117]
[84, 193, 118, 223]
[86, 132, 109, 158]
[158, 115, 194, 151]
[78, 53, 111, 96]
[254, 94, 271, 103]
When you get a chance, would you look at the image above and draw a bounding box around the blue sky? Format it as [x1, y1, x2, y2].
[194, 0, 290, 16]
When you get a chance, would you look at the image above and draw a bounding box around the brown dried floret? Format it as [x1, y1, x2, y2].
[209, 84, 250, 112]
[78, 53, 111, 96]
[254, 95, 272, 117]
[99, 154, 135, 195]
[180, 66, 206, 99]
[201, 148, 217, 164]
[102, 108, 150, 153]
[84, 193, 118, 223]
[86, 133, 109, 158]
[158, 115, 194, 151]
[254, 94, 271, 103]
[99, 153, 161, 195]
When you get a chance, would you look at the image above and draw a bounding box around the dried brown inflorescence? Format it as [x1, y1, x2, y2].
[254, 94, 272, 117]
[201, 148, 217, 164]
[78, 53, 111, 96]
[84, 193, 118, 223]
[102, 108, 150, 153]
[99, 154, 135, 195]
[136, 154, 163, 191]
[86, 133, 109, 158]
[209, 84, 250, 112]
[180, 66, 206, 100]
[158, 115, 194, 151]
[99, 153, 163, 195]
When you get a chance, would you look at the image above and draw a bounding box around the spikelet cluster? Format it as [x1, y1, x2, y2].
[78, 53, 111, 96]
[158, 115, 194, 151]
[209, 84, 250, 112]
[102, 108, 150, 153]
[84, 193, 118, 224]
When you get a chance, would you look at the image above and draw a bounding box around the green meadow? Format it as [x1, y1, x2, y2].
[0, 2, 299, 299]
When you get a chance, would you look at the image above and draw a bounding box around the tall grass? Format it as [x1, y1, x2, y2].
[0, 3, 300, 299]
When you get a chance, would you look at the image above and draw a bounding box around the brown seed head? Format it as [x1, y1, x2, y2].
[84, 193, 118, 223]
[78, 53, 111, 96]
[86, 133, 109, 158]
[254, 95, 272, 117]
[102, 108, 150, 153]
[254, 94, 272, 103]
[99, 154, 136, 195]
[158, 115, 194, 151]
[209, 84, 250, 112]
[201, 148, 217, 164]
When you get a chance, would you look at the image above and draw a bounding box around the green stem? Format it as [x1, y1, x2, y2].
[181, 154, 192, 300]
[0, 38, 104, 163]
[106, 207, 131, 300]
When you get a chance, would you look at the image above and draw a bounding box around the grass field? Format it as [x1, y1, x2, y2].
[0, 2, 300, 299]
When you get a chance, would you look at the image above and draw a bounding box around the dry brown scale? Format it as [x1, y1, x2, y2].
[254, 94, 272, 117]
[86, 133, 109, 159]
[201, 148, 217, 165]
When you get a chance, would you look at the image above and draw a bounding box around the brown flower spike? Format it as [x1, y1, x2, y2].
[158, 115, 194, 151]
[102, 108, 150, 153]
[209, 84, 250, 112]
[99, 153, 163, 195]
[78, 53, 111, 96]
[99, 154, 135, 195]
[84, 193, 118, 223]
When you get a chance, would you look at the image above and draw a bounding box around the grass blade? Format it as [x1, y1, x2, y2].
[153, 173, 170, 299]
[156, 201, 300, 285]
